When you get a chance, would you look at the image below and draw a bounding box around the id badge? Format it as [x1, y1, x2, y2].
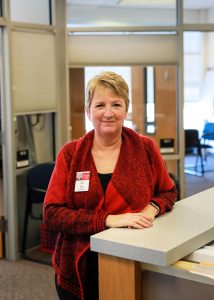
[74, 171, 90, 192]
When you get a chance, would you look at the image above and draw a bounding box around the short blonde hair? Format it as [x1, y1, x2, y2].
[86, 71, 129, 111]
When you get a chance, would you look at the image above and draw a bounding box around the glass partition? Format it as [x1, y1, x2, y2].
[10, 0, 51, 25]
[67, 0, 177, 28]
[183, 0, 214, 24]
[11, 30, 57, 114]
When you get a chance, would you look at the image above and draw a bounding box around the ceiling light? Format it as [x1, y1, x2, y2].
[119, 0, 175, 6]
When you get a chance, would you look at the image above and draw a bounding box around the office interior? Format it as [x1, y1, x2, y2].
[0, 0, 213, 299]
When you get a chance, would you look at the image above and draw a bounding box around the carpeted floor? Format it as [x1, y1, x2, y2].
[0, 258, 57, 300]
[185, 152, 214, 197]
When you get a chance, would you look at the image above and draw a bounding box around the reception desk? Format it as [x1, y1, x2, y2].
[91, 188, 214, 300]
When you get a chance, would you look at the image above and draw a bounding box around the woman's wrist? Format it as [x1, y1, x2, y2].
[105, 214, 115, 228]
[149, 201, 160, 216]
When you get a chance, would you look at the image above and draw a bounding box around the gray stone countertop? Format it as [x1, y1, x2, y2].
[91, 187, 214, 266]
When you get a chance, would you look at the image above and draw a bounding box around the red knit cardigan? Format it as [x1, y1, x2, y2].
[43, 127, 177, 300]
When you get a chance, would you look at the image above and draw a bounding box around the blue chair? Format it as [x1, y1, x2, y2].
[202, 122, 214, 141]
[201, 122, 214, 160]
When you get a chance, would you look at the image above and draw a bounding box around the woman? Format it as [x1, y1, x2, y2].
[43, 71, 177, 300]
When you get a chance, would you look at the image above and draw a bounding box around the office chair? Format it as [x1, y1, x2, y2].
[184, 129, 204, 176]
[21, 162, 55, 263]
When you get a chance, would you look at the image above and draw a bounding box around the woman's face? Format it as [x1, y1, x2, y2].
[87, 86, 127, 137]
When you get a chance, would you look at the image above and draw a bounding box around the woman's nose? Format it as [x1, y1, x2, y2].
[103, 106, 113, 117]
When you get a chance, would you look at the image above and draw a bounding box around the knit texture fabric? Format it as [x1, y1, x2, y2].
[43, 127, 177, 300]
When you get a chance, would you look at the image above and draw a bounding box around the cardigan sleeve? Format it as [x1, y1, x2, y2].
[43, 145, 108, 235]
[149, 139, 177, 215]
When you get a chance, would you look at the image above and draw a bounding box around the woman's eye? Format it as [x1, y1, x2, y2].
[113, 103, 121, 107]
[95, 104, 104, 108]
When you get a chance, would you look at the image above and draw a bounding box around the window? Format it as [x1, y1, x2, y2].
[67, 0, 177, 28]
[145, 66, 155, 134]
[183, 0, 214, 24]
[183, 32, 203, 102]
[10, 0, 51, 25]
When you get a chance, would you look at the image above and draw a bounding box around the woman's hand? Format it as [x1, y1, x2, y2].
[105, 212, 153, 229]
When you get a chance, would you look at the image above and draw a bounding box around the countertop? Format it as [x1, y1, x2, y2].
[91, 187, 214, 266]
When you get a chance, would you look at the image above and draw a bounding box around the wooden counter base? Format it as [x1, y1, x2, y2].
[99, 253, 141, 300]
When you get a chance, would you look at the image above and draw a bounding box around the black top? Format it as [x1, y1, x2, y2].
[98, 173, 112, 194]
[86, 173, 112, 300]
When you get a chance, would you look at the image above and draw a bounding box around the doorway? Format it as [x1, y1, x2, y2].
[184, 31, 214, 196]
